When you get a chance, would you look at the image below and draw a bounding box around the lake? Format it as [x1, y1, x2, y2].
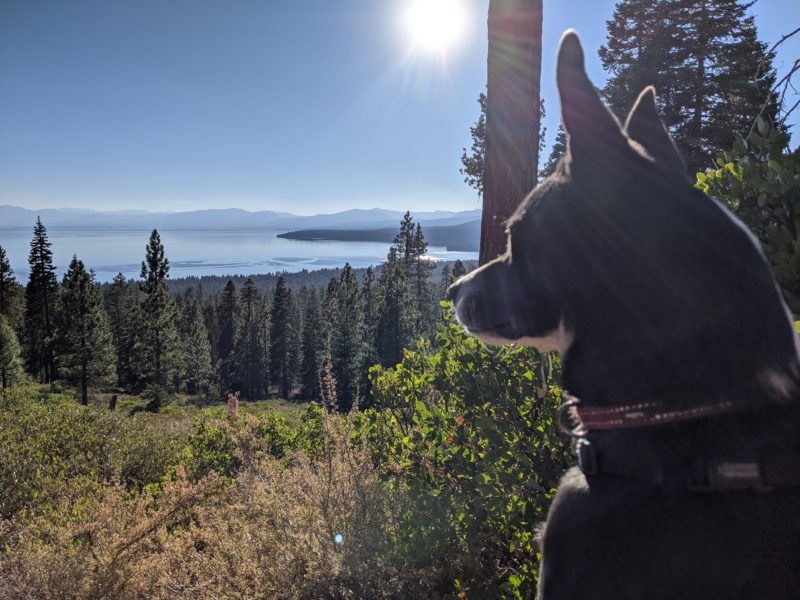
[0, 228, 479, 282]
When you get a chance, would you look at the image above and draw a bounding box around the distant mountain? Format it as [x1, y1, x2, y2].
[277, 219, 480, 252]
[0, 205, 481, 232]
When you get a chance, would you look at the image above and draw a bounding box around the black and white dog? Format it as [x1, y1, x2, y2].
[449, 30, 800, 599]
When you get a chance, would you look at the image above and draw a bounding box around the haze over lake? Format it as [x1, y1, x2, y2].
[0, 227, 478, 282]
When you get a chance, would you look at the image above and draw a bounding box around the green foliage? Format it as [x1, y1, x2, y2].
[55, 256, 116, 404]
[330, 263, 364, 412]
[0, 315, 23, 390]
[362, 308, 573, 598]
[270, 276, 297, 398]
[24, 217, 58, 383]
[599, 0, 778, 174]
[0, 245, 19, 322]
[137, 229, 182, 391]
[230, 278, 267, 399]
[460, 92, 487, 199]
[181, 403, 326, 479]
[695, 119, 800, 312]
[0, 387, 180, 518]
[178, 294, 214, 395]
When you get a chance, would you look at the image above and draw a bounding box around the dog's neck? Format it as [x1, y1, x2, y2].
[559, 307, 800, 414]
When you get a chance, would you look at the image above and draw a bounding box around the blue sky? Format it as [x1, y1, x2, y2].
[1, 0, 797, 215]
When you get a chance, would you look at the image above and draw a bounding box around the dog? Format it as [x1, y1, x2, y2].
[448, 30, 800, 599]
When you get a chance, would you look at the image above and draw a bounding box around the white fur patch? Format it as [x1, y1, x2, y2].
[474, 318, 574, 355]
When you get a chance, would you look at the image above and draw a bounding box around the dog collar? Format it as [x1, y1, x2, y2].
[558, 394, 737, 434]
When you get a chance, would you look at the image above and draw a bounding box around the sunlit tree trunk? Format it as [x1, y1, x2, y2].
[480, 0, 543, 264]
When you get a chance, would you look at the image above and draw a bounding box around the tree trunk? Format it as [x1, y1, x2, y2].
[480, 0, 543, 264]
[81, 363, 88, 406]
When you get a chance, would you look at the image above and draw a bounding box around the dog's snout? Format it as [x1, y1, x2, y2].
[447, 280, 462, 304]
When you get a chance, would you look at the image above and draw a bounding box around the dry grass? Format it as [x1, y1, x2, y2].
[0, 410, 435, 599]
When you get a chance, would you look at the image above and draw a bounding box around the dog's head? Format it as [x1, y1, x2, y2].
[450, 31, 798, 405]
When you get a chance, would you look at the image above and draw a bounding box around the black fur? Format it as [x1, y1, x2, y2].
[449, 30, 800, 599]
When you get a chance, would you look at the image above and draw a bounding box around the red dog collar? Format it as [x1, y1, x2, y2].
[558, 394, 737, 434]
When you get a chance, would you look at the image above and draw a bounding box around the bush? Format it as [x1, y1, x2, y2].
[695, 118, 800, 312]
[0, 387, 182, 519]
[361, 307, 573, 598]
[0, 412, 432, 599]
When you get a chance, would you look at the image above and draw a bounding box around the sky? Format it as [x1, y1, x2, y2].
[1, 0, 798, 215]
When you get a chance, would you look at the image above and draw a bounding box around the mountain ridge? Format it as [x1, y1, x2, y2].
[0, 205, 481, 231]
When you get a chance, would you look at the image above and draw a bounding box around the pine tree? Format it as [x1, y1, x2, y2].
[452, 259, 468, 281]
[599, 0, 777, 173]
[0, 246, 16, 319]
[55, 257, 115, 405]
[330, 263, 363, 412]
[179, 295, 213, 396]
[105, 273, 141, 390]
[460, 92, 487, 199]
[410, 222, 436, 337]
[376, 247, 413, 367]
[138, 229, 181, 392]
[0, 315, 23, 390]
[359, 267, 380, 405]
[24, 217, 58, 382]
[232, 277, 266, 400]
[299, 288, 323, 399]
[217, 280, 237, 361]
[269, 276, 295, 399]
[540, 125, 567, 180]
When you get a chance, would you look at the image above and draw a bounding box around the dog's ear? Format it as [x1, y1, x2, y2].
[625, 86, 689, 181]
[557, 30, 625, 161]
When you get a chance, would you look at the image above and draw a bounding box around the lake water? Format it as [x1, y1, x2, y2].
[0, 228, 478, 282]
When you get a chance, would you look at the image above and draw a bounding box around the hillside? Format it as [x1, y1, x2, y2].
[276, 219, 481, 252]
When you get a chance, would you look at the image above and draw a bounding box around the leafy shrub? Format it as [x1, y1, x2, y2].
[696, 118, 800, 312]
[0, 386, 182, 518]
[361, 308, 573, 598]
[180, 404, 317, 479]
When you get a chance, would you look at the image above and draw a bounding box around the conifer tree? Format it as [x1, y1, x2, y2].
[0, 246, 16, 320]
[321, 276, 340, 350]
[232, 277, 266, 399]
[300, 288, 323, 399]
[452, 259, 468, 282]
[0, 315, 23, 390]
[179, 295, 213, 396]
[599, 0, 777, 173]
[359, 266, 380, 405]
[138, 229, 181, 391]
[216, 279, 238, 392]
[410, 222, 436, 337]
[540, 125, 567, 180]
[203, 302, 221, 365]
[269, 276, 295, 398]
[330, 263, 363, 412]
[217, 279, 237, 361]
[24, 217, 58, 382]
[55, 257, 115, 405]
[376, 247, 413, 367]
[105, 273, 140, 389]
[439, 264, 453, 294]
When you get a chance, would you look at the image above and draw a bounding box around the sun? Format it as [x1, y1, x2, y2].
[403, 0, 468, 55]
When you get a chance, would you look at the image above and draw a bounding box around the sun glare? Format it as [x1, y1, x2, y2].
[403, 0, 468, 55]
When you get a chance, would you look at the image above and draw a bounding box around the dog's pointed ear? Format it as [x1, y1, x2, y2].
[557, 30, 624, 160]
[625, 86, 689, 181]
